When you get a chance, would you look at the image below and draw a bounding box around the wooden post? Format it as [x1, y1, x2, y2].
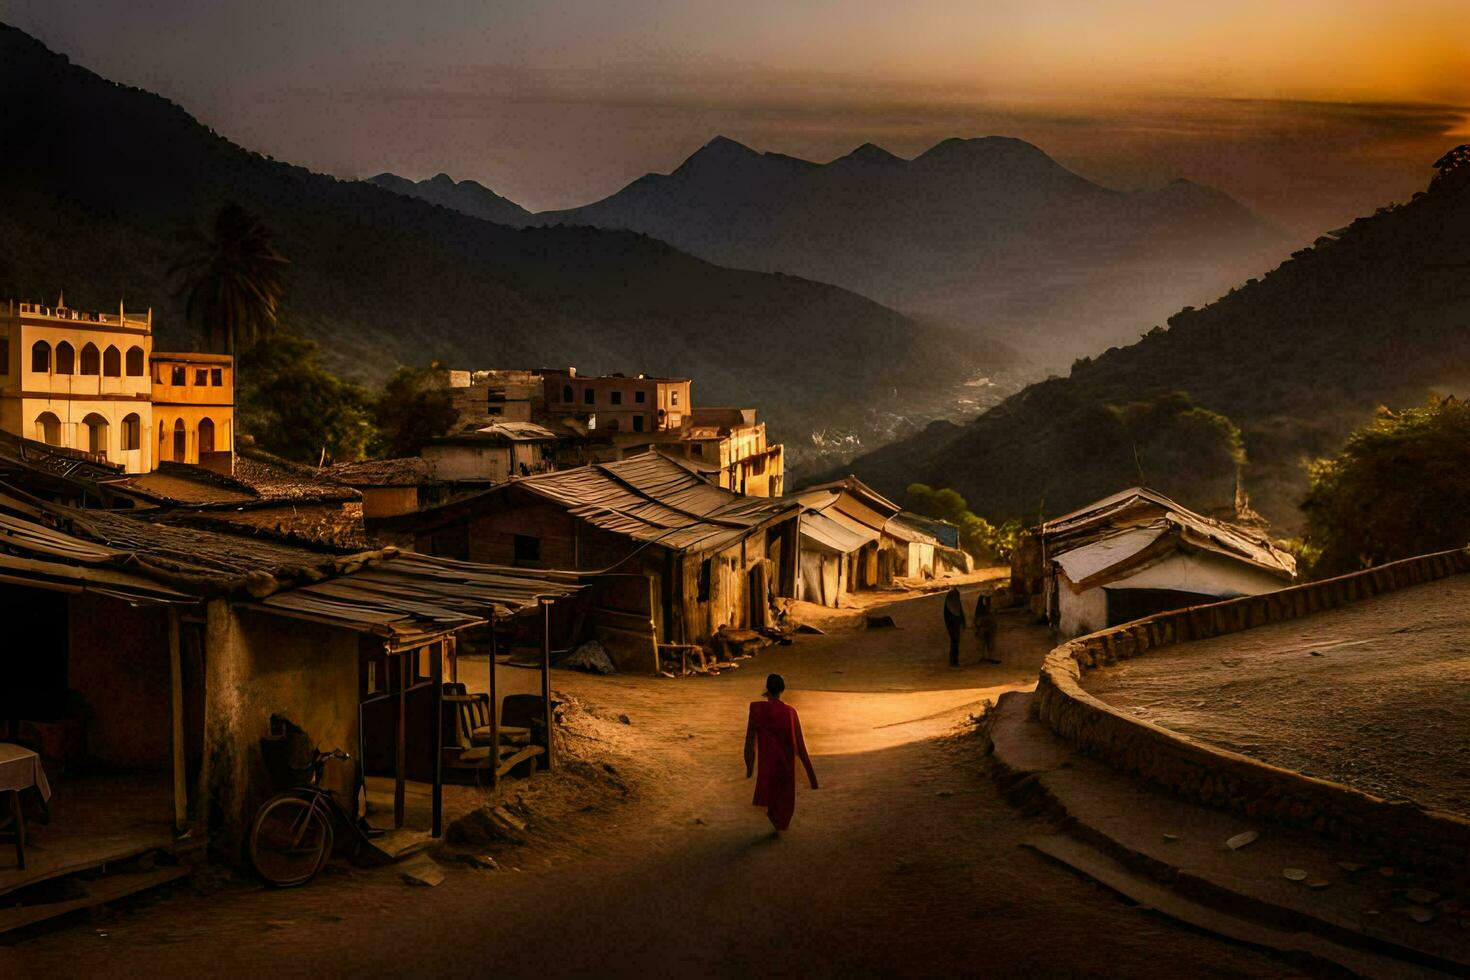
[489, 623, 501, 790]
[540, 599, 554, 771]
[167, 607, 187, 834]
[395, 650, 407, 829]
[431, 640, 443, 839]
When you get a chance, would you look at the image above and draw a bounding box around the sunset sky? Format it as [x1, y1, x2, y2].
[11, 1, 1469, 234]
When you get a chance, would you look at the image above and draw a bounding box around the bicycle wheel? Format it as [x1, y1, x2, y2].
[249, 794, 334, 887]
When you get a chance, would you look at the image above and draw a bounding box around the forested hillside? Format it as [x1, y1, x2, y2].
[842, 148, 1470, 531]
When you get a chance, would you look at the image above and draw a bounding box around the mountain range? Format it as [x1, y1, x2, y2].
[835, 151, 1470, 531]
[378, 135, 1289, 364]
[0, 24, 973, 443]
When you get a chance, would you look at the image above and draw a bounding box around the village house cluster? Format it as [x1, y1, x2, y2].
[0, 298, 973, 928]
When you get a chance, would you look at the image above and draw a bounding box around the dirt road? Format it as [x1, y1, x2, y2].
[4, 589, 1286, 978]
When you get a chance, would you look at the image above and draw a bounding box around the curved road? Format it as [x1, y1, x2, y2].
[4, 589, 1285, 978]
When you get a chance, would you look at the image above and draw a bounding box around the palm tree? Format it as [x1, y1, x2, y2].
[175, 203, 289, 355]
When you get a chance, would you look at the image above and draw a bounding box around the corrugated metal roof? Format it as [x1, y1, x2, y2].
[799, 510, 874, 554]
[1041, 486, 1296, 581]
[514, 452, 798, 554]
[0, 484, 582, 644]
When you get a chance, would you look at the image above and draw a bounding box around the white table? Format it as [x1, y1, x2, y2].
[0, 743, 51, 870]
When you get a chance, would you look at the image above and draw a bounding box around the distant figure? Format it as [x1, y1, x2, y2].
[974, 593, 1000, 664]
[943, 587, 965, 667]
[745, 673, 818, 835]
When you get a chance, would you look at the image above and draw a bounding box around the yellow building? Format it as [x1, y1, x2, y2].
[151, 351, 234, 472]
[0, 299, 234, 475]
[0, 299, 155, 473]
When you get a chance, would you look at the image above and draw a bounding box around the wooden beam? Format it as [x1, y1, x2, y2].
[395, 651, 406, 829]
[431, 640, 443, 839]
[167, 607, 186, 834]
[540, 599, 554, 771]
[489, 625, 500, 790]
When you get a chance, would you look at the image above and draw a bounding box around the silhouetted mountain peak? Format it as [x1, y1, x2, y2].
[827, 142, 905, 173]
[912, 136, 1073, 180]
[366, 170, 530, 226]
[672, 135, 815, 182]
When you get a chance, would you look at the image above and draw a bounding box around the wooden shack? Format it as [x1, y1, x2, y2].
[371, 451, 802, 670]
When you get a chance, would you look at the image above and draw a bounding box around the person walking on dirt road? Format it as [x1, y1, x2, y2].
[943, 587, 966, 666]
[745, 673, 818, 834]
[974, 593, 1000, 664]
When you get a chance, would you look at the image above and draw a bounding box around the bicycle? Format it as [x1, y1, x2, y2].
[248, 747, 368, 887]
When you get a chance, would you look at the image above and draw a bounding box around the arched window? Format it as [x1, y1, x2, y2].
[125, 346, 145, 376]
[603, 417, 620, 432]
[103, 345, 122, 377]
[158, 421, 169, 460]
[55, 341, 75, 375]
[198, 417, 216, 456]
[173, 418, 186, 462]
[83, 413, 108, 455]
[121, 413, 141, 451]
[562, 384, 573, 403]
[31, 340, 50, 373]
[79, 343, 100, 375]
[35, 412, 61, 446]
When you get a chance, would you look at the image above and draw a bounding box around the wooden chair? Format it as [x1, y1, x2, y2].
[0, 790, 26, 870]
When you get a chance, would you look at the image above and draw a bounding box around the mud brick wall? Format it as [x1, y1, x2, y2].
[1035, 548, 1470, 873]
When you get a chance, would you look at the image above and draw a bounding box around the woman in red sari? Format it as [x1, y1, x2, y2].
[744, 674, 818, 834]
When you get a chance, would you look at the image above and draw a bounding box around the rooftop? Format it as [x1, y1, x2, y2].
[1040, 486, 1296, 582]
[0, 483, 581, 647]
[383, 451, 798, 555]
[6, 299, 150, 330]
[324, 457, 434, 487]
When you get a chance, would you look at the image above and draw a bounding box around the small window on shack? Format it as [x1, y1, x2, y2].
[195, 368, 209, 386]
[697, 558, 712, 602]
[171, 365, 186, 385]
[211, 367, 223, 386]
[513, 534, 542, 565]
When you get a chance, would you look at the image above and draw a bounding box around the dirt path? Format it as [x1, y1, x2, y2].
[3, 590, 1287, 978]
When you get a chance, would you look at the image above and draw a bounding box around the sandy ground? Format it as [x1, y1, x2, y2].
[2, 588, 1286, 978]
[1085, 576, 1470, 815]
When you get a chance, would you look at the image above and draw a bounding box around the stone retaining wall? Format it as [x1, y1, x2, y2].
[1035, 548, 1470, 873]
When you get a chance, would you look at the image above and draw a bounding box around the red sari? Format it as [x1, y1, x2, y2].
[747, 699, 817, 831]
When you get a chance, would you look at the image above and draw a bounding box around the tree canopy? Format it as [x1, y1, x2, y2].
[906, 483, 1021, 563]
[235, 331, 373, 464]
[370, 365, 459, 458]
[174, 203, 288, 355]
[1299, 396, 1470, 576]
